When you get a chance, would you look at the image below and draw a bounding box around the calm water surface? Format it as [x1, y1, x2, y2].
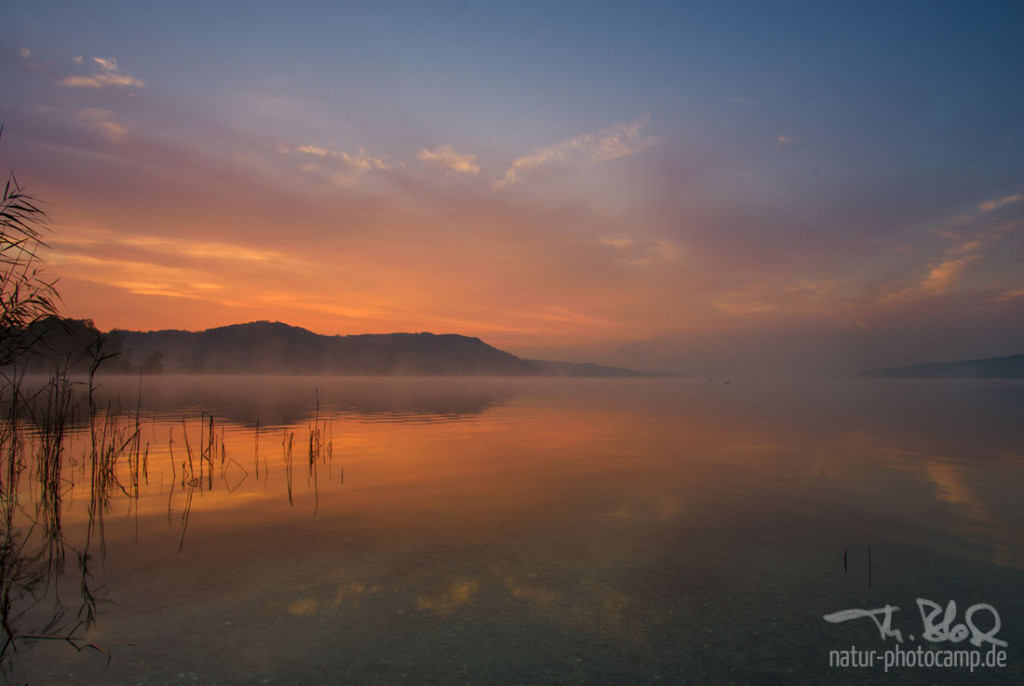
[11, 376, 1024, 685]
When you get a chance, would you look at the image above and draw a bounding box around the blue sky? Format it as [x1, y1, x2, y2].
[3, 1, 1024, 373]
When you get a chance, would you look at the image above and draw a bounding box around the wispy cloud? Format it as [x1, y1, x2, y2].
[711, 278, 842, 316]
[873, 192, 1022, 306]
[417, 145, 480, 174]
[288, 143, 389, 167]
[496, 113, 659, 189]
[92, 56, 118, 72]
[776, 134, 795, 145]
[879, 254, 981, 305]
[994, 286, 1024, 302]
[17, 46, 46, 70]
[76, 108, 129, 140]
[296, 144, 328, 156]
[282, 143, 390, 186]
[597, 236, 680, 267]
[51, 227, 294, 264]
[978, 193, 1023, 213]
[59, 56, 144, 88]
[50, 253, 228, 301]
[946, 240, 984, 256]
[919, 256, 979, 295]
[47, 228, 309, 305]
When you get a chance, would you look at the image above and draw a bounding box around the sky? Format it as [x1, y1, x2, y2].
[2, 0, 1024, 375]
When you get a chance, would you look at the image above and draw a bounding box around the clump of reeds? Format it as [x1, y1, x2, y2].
[307, 391, 322, 514]
[172, 411, 252, 549]
[0, 132, 133, 672]
[0, 372, 26, 532]
[30, 366, 75, 576]
[174, 416, 204, 552]
[0, 366, 113, 667]
[0, 136, 60, 367]
[283, 430, 294, 507]
[84, 338, 142, 561]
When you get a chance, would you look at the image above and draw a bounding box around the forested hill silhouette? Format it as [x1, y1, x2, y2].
[861, 353, 1024, 378]
[110, 320, 646, 376]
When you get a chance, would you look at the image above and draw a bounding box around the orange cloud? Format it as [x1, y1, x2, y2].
[994, 286, 1024, 302]
[76, 108, 129, 140]
[919, 256, 979, 295]
[59, 56, 145, 88]
[417, 145, 479, 174]
[711, 278, 846, 317]
[496, 113, 659, 188]
[946, 240, 983, 256]
[280, 143, 390, 186]
[978, 193, 1023, 213]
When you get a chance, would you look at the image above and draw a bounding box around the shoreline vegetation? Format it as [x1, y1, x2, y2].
[14, 317, 660, 378]
[0, 367, 337, 677]
[0, 140, 115, 674]
[13, 316, 1024, 380]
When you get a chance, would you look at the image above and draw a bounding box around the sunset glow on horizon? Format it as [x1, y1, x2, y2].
[4, 1, 1024, 374]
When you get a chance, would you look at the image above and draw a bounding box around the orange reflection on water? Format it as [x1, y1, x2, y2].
[8, 377, 1024, 686]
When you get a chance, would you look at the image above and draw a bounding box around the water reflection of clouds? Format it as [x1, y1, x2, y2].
[334, 581, 381, 606]
[274, 563, 650, 649]
[499, 572, 648, 646]
[415, 579, 480, 617]
[286, 598, 318, 617]
[925, 461, 1024, 570]
[277, 572, 385, 620]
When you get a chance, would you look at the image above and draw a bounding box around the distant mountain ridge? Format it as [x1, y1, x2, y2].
[861, 353, 1024, 378]
[112, 321, 647, 377]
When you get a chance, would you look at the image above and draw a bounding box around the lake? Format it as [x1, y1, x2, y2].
[6, 376, 1024, 684]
